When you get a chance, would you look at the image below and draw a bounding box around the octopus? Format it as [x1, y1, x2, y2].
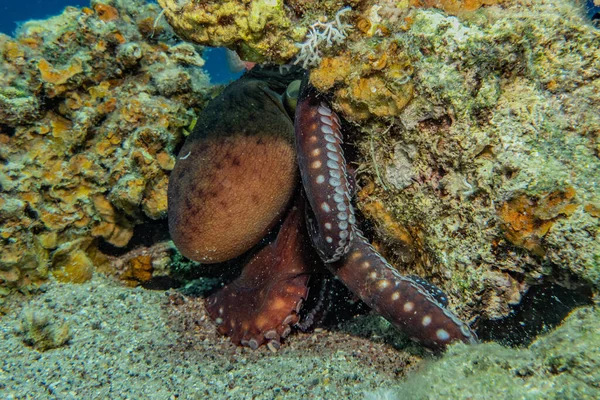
[168, 65, 477, 351]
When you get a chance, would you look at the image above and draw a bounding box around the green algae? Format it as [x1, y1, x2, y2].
[395, 306, 600, 399]
[358, 0, 600, 321]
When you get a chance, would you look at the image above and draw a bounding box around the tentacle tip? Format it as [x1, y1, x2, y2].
[267, 340, 281, 352]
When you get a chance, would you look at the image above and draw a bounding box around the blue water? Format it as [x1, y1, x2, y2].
[0, 0, 89, 36]
[0, 0, 240, 84]
[203, 48, 243, 84]
[587, 0, 600, 21]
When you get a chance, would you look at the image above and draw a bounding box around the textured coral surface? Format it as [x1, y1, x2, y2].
[0, 0, 211, 288]
[162, 0, 599, 323]
[158, 0, 307, 62]
[341, 0, 600, 322]
[1, 0, 598, 352]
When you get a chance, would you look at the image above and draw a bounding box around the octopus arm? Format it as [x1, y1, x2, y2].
[330, 232, 478, 350]
[294, 78, 356, 262]
[205, 202, 317, 350]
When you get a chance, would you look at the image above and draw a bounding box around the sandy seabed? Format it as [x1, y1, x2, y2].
[0, 275, 418, 399]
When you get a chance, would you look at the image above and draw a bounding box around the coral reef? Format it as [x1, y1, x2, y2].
[157, 1, 505, 64]
[157, 0, 307, 63]
[409, 0, 503, 15]
[0, 1, 597, 394]
[0, 0, 211, 289]
[1, 0, 597, 351]
[345, 0, 600, 322]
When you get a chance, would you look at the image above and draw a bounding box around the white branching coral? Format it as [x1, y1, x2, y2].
[294, 7, 352, 68]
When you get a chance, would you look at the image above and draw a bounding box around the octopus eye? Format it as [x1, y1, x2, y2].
[283, 79, 301, 116]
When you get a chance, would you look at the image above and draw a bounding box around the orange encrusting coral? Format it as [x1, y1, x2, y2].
[311, 43, 414, 121]
[358, 180, 414, 248]
[119, 255, 154, 286]
[3, 40, 25, 61]
[410, 0, 503, 14]
[356, 179, 418, 269]
[157, 0, 301, 63]
[497, 188, 578, 256]
[38, 58, 83, 85]
[310, 54, 353, 90]
[52, 250, 95, 283]
[0, 1, 210, 287]
[94, 3, 120, 22]
[584, 203, 600, 218]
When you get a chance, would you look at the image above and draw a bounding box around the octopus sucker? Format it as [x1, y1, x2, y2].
[295, 76, 355, 262]
[330, 232, 477, 349]
[168, 65, 476, 352]
[205, 200, 314, 347]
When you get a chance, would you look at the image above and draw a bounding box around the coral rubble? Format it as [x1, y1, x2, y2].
[19, 308, 71, 351]
[0, 0, 211, 289]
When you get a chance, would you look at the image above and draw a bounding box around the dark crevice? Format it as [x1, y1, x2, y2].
[0, 124, 16, 137]
[97, 217, 170, 256]
[174, 217, 286, 296]
[295, 273, 369, 331]
[39, 92, 64, 113]
[24, 204, 39, 219]
[476, 282, 594, 347]
[172, 135, 186, 157]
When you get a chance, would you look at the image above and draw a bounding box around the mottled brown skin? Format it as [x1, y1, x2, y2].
[168, 79, 298, 263]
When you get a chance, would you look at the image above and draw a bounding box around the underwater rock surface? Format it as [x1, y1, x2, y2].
[0, 0, 599, 395]
[394, 306, 600, 399]
[345, 0, 600, 322]
[340, 0, 600, 325]
[0, 0, 211, 288]
[160, 0, 600, 325]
